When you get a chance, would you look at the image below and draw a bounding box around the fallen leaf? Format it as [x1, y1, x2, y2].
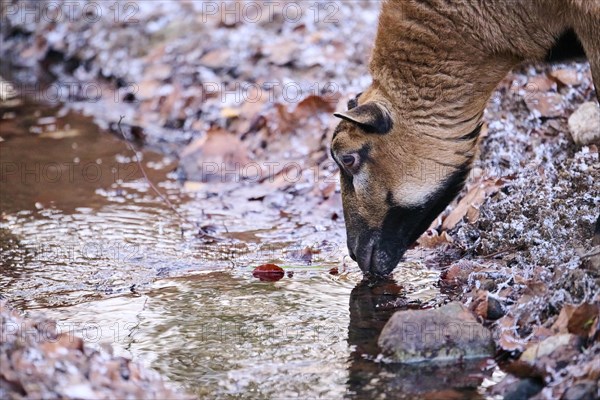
[144, 63, 173, 81]
[40, 332, 83, 355]
[470, 290, 505, 320]
[200, 49, 233, 69]
[293, 95, 338, 119]
[524, 92, 564, 118]
[552, 304, 577, 334]
[289, 246, 319, 263]
[520, 334, 580, 363]
[440, 260, 477, 285]
[265, 39, 298, 65]
[530, 326, 554, 343]
[137, 79, 162, 101]
[525, 75, 557, 93]
[220, 107, 240, 119]
[442, 177, 505, 230]
[179, 127, 251, 182]
[479, 122, 489, 138]
[252, 264, 285, 282]
[417, 229, 453, 248]
[496, 315, 527, 352]
[549, 69, 581, 87]
[567, 302, 599, 338]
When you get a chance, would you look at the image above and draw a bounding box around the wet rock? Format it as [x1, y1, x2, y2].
[378, 302, 494, 363]
[491, 373, 546, 399]
[503, 377, 544, 400]
[568, 102, 600, 146]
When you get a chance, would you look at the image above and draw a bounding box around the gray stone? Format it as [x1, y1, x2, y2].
[378, 302, 494, 363]
[568, 102, 600, 146]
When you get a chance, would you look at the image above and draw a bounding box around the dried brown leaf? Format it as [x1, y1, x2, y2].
[524, 92, 564, 118]
[549, 69, 582, 87]
[179, 127, 251, 182]
[442, 178, 505, 230]
[552, 304, 576, 334]
[496, 315, 527, 352]
[293, 94, 339, 118]
[200, 49, 232, 69]
[470, 290, 490, 320]
[526, 75, 557, 93]
[417, 229, 454, 248]
[567, 303, 599, 338]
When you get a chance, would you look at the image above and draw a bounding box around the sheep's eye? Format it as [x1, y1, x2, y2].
[341, 154, 358, 169]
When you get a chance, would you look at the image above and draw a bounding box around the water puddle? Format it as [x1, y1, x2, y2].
[1, 97, 499, 398]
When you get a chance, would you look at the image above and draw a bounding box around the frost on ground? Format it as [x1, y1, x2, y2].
[1, 0, 600, 398]
[442, 63, 599, 399]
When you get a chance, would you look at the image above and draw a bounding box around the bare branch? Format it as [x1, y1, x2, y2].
[116, 116, 189, 225]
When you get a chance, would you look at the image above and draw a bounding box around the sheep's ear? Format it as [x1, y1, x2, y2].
[334, 102, 392, 134]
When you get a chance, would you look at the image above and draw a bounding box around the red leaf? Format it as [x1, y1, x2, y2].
[252, 264, 285, 282]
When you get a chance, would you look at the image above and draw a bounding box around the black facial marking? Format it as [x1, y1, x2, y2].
[380, 160, 472, 250]
[340, 168, 354, 192]
[357, 143, 371, 164]
[385, 191, 395, 207]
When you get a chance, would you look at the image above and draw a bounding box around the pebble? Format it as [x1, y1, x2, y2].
[568, 101, 600, 146]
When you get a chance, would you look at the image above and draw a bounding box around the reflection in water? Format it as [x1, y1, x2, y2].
[347, 280, 492, 400]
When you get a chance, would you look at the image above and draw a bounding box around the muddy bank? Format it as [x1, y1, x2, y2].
[1, 0, 600, 398]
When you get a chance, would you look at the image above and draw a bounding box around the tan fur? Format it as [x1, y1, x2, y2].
[331, 0, 600, 275]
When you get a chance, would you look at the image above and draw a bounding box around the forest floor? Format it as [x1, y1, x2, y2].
[1, 1, 599, 399]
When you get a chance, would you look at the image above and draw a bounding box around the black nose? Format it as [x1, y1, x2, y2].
[350, 231, 404, 277]
[351, 233, 377, 274]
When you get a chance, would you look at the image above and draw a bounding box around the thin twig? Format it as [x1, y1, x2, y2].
[116, 116, 189, 225]
[481, 245, 522, 259]
[582, 246, 600, 258]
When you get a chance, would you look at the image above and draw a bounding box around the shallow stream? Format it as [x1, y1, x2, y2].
[0, 99, 500, 398]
